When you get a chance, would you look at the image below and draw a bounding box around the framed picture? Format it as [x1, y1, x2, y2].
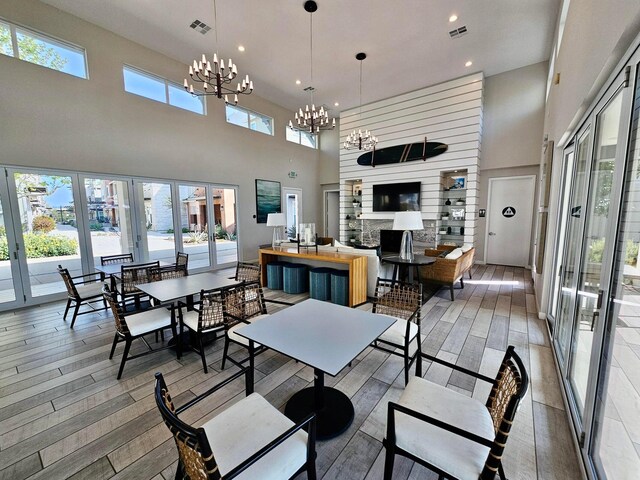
[450, 177, 466, 189]
[255, 179, 281, 223]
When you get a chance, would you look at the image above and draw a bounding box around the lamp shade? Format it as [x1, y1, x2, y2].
[266, 213, 286, 226]
[392, 211, 423, 231]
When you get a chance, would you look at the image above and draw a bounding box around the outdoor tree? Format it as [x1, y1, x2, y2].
[0, 26, 68, 70]
[14, 174, 71, 202]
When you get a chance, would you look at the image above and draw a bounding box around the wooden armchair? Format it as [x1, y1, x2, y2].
[371, 278, 423, 385]
[419, 246, 475, 300]
[155, 368, 317, 479]
[383, 345, 529, 480]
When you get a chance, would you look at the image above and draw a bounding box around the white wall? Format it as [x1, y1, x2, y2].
[339, 73, 484, 246]
[0, 0, 322, 262]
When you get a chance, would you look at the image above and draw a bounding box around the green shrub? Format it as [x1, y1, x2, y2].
[626, 240, 639, 266]
[89, 222, 103, 231]
[0, 225, 5, 237]
[166, 228, 174, 234]
[0, 233, 78, 260]
[214, 223, 227, 239]
[32, 215, 56, 233]
[182, 227, 190, 234]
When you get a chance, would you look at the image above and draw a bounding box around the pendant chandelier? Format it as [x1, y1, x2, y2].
[183, 0, 253, 105]
[288, 1, 335, 134]
[343, 53, 378, 151]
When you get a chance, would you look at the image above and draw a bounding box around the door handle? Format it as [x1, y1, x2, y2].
[488, 232, 496, 236]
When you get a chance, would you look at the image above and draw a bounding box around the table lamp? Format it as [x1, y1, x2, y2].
[266, 213, 286, 248]
[392, 211, 424, 261]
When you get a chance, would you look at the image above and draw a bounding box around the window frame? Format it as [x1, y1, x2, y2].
[122, 64, 206, 116]
[224, 104, 274, 136]
[0, 17, 89, 79]
[286, 125, 318, 149]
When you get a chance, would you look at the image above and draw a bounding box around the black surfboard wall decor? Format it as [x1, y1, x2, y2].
[356, 137, 448, 167]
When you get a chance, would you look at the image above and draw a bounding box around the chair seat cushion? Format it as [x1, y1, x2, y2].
[75, 282, 104, 299]
[181, 310, 224, 333]
[378, 315, 418, 348]
[227, 314, 269, 347]
[393, 377, 495, 480]
[202, 392, 308, 480]
[125, 308, 173, 337]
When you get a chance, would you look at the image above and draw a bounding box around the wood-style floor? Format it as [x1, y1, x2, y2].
[0, 265, 583, 480]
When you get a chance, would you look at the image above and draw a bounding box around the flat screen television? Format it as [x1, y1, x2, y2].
[372, 182, 421, 212]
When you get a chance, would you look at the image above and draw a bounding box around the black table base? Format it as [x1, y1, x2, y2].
[284, 369, 354, 440]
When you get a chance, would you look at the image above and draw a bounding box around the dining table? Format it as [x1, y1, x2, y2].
[235, 298, 394, 440]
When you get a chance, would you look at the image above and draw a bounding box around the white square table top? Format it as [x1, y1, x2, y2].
[236, 299, 395, 376]
[136, 272, 240, 303]
[95, 260, 170, 277]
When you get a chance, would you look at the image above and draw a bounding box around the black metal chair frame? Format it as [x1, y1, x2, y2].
[221, 282, 270, 372]
[383, 345, 529, 480]
[117, 260, 160, 309]
[104, 286, 181, 379]
[100, 253, 134, 265]
[371, 277, 423, 385]
[58, 265, 108, 328]
[175, 251, 189, 271]
[154, 368, 317, 480]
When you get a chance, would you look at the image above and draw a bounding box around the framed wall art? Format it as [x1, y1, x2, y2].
[255, 179, 281, 223]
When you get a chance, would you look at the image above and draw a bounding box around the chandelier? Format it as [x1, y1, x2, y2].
[343, 53, 378, 151]
[288, 1, 335, 134]
[183, 0, 253, 105]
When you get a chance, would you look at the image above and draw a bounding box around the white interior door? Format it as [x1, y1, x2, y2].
[486, 176, 536, 267]
[325, 190, 339, 238]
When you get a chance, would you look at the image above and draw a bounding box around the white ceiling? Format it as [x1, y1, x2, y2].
[41, 0, 559, 113]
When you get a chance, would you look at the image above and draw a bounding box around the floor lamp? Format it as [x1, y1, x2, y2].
[392, 211, 424, 261]
[267, 213, 286, 248]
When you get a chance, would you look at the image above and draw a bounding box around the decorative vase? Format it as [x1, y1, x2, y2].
[447, 226, 452, 234]
[460, 227, 465, 235]
[456, 199, 464, 205]
[445, 199, 451, 206]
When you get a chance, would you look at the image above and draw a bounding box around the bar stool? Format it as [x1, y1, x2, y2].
[283, 264, 308, 294]
[266, 261, 289, 290]
[330, 270, 349, 306]
[309, 267, 333, 301]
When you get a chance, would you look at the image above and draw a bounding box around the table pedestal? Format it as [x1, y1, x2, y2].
[284, 369, 354, 440]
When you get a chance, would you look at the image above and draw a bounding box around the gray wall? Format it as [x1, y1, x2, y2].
[0, 0, 322, 262]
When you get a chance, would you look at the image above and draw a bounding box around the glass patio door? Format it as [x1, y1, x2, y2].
[178, 184, 211, 270]
[133, 180, 177, 263]
[211, 186, 238, 266]
[0, 173, 24, 307]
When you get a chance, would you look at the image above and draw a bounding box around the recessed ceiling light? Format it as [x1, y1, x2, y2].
[449, 14, 458, 22]
[465, 60, 473, 67]
[296, 79, 301, 85]
[334, 102, 339, 107]
[237, 45, 245, 52]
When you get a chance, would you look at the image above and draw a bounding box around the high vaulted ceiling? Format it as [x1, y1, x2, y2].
[41, 0, 559, 113]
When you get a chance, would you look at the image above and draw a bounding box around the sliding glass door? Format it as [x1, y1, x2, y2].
[178, 184, 211, 270]
[134, 180, 176, 263]
[212, 186, 238, 266]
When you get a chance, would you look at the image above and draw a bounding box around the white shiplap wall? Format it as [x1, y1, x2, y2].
[339, 72, 484, 245]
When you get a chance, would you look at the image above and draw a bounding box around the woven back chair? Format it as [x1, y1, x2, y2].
[150, 265, 188, 282]
[179, 288, 226, 373]
[176, 252, 189, 271]
[104, 285, 180, 379]
[100, 253, 133, 266]
[154, 370, 316, 480]
[383, 345, 529, 480]
[220, 282, 269, 371]
[234, 262, 261, 282]
[57, 265, 107, 328]
[371, 278, 422, 385]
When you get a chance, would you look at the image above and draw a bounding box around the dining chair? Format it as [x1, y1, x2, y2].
[103, 286, 181, 379]
[220, 281, 270, 372]
[371, 277, 423, 385]
[175, 251, 189, 271]
[155, 368, 317, 480]
[179, 287, 227, 373]
[57, 265, 108, 328]
[100, 253, 134, 265]
[150, 264, 188, 282]
[117, 261, 160, 309]
[383, 345, 529, 480]
[233, 261, 261, 282]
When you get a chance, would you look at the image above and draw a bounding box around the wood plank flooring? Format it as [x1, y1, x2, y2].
[0, 265, 583, 480]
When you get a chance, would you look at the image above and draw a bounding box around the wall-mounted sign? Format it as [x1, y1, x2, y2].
[479, 209, 486, 217]
[502, 206, 516, 218]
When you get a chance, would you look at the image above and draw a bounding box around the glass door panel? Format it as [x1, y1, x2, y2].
[593, 66, 640, 479]
[555, 129, 591, 365]
[135, 181, 176, 263]
[283, 187, 302, 240]
[0, 185, 21, 304]
[11, 171, 81, 297]
[212, 187, 238, 266]
[569, 90, 624, 415]
[83, 177, 135, 267]
[179, 184, 210, 269]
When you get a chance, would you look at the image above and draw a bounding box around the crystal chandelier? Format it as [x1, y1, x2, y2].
[343, 53, 378, 151]
[288, 1, 335, 134]
[183, 0, 253, 105]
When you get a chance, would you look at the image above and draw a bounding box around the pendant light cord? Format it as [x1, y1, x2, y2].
[213, 0, 219, 54]
[309, 11, 314, 105]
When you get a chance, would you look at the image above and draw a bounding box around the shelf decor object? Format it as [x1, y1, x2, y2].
[288, 1, 335, 134]
[266, 213, 286, 248]
[297, 223, 318, 253]
[392, 211, 424, 261]
[183, 0, 254, 105]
